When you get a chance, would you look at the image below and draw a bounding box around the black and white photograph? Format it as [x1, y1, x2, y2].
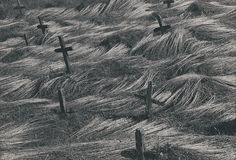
[0, 0, 235, 159]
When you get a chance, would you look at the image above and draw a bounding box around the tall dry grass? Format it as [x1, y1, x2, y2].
[0, 0, 236, 159]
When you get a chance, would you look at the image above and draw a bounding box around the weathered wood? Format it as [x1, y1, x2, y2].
[145, 81, 152, 117]
[54, 46, 72, 53]
[23, 34, 28, 46]
[58, 88, 66, 113]
[153, 14, 171, 35]
[164, 0, 174, 8]
[54, 36, 73, 74]
[37, 16, 48, 34]
[135, 129, 145, 160]
[14, 0, 25, 15]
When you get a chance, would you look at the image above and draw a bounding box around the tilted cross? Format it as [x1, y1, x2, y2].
[54, 36, 73, 74]
[153, 14, 171, 36]
[14, 0, 25, 16]
[134, 81, 164, 118]
[163, 0, 174, 8]
[37, 16, 48, 34]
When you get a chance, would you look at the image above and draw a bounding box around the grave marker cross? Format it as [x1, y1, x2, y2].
[54, 36, 73, 74]
[134, 81, 164, 118]
[14, 0, 25, 16]
[153, 14, 171, 35]
[164, 0, 174, 8]
[37, 16, 48, 34]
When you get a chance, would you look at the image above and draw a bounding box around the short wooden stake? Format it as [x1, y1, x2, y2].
[58, 88, 66, 113]
[135, 129, 145, 160]
[37, 16, 48, 34]
[55, 36, 73, 74]
[23, 34, 29, 46]
[14, 0, 25, 15]
[145, 81, 152, 118]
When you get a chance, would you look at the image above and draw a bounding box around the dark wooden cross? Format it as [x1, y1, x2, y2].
[135, 129, 145, 160]
[58, 88, 66, 114]
[54, 36, 73, 74]
[23, 34, 29, 46]
[164, 0, 174, 8]
[14, 0, 25, 16]
[37, 16, 48, 34]
[153, 14, 171, 35]
[134, 81, 164, 118]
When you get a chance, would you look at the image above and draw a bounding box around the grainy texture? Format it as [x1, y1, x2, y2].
[0, 0, 235, 160]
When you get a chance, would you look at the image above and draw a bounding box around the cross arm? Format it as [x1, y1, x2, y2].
[54, 47, 73, 53]
[154, 25, 171, 32]
[134, 94, 165, 106]
[37, 24, 48, 29]
[164, 0, 174, 4]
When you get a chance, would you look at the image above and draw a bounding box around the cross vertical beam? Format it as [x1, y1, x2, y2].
[58, 88, 66, 113]
[145, 81, 152, 118]
[135, 129, 145, 160]
[23, 34, 29, 46]
[37, 16, 48, 34]
[14, 0, 25, 16]
[55, 36, 73, 74]
[157, 15, 163, 28]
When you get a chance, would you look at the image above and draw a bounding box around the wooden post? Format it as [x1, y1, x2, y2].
[135, 129, 145, 160]
[58, 88, 66, 113]
[37, 16, 48, 34]
[54, 36, 73, 74]
[23, 34, 28, 46]
[164, 0, 174, 8]
[145, 81, 152, 118]
[14, 0, 25, 15]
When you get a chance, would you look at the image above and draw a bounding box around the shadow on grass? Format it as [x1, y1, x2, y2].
[206, 119, 236, 135]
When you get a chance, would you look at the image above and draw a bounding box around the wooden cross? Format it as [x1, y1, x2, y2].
[23, 34, 29, 46]
[54, 36, 73, 74]
[134, 81, 164, 118]
[135, 129, 145, 160]
[37, 16, 48, 34]
[14, 0, 25, 16]
[164, 0, 174, 8]
[58, 88, 66, 114]
[153, 14, 171, 35]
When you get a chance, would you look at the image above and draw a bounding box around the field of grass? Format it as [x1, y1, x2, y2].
[0, 0, 235, 159]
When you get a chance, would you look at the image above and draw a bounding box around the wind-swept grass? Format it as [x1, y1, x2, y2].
[0, 0, 235, 160]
